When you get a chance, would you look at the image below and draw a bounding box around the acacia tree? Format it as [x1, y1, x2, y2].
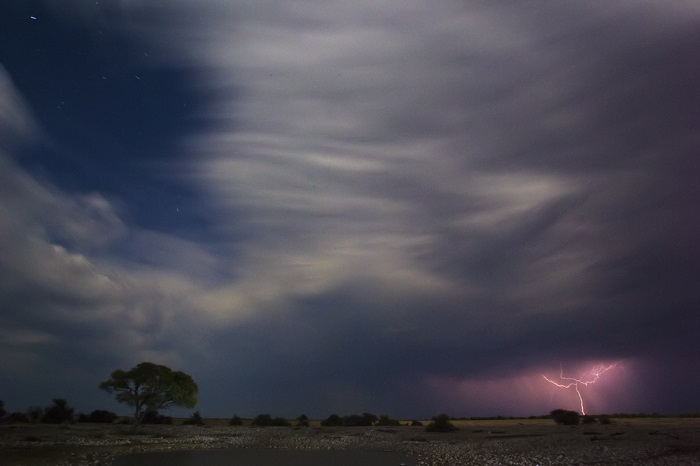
[99, 362, 198, 430]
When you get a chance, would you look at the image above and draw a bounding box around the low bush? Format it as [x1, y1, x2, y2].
[251, 414, 290, 427]
[42, 399, 74, 424]
[375, 415, 401, 426]
[345, 413, 378, 426]
[78, 410, 118, 423]
[425, 414, 458, 432]
[141, 410, 172, 425]
[296, 414, 309, 427]
[26, 406, 43, 423]
[550, 409, 580, 425]
[229, 415, 243, 426]
[7, 412, 30, 423]
[320, 414, 343, 426]
[183, 411, 204, 425]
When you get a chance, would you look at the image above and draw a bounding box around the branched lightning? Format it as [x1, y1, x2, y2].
[542, 362, 619, 415]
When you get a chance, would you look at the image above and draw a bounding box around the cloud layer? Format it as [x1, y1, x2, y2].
[1, 1, 699, 417]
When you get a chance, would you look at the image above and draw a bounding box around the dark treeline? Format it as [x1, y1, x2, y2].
[1, 398, 698, 429]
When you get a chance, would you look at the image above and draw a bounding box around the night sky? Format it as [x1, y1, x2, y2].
[1, 1, 699, 419]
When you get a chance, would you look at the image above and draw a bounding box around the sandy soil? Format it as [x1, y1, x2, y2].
[1, 418, 699, 465]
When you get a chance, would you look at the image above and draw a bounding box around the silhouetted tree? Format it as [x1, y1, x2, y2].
[409, 420, 423, 426]
[99, 362, 197, 431]
[42, 399, 74, 424]
[425, 413, 458, 432]
[550, 409, 580, 425]
[0, 400, 5, 419]
[229, 415, 243, 426]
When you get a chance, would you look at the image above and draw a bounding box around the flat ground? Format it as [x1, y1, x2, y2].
[1, 417, 699, 465]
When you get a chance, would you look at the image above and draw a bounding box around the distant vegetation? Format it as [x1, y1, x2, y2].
[425, 413, 458, 432]
[251, 414, 291, 427]
[0, 388, 700, 432]
[375, 415, 401, 426]
[550, 409, 580, 426]
[321, 412, 380, 427]
[141, 410, 173, 425]
[78, 410, 118, 423]
[42, 399, 75, 424]
[27, 406, 43, 423]
[320, 413, 343, 426]
[183, 411, 204, 426]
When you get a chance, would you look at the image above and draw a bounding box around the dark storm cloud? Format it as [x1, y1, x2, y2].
[1, 0, 699, 417]
[180, 1, 700, 416]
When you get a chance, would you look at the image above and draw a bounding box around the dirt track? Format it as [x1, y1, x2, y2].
[1, 418, 699, 465]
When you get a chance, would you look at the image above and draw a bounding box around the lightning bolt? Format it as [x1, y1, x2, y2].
[542, 362, 619, 415]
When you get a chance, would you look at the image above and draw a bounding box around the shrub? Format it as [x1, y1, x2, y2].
[141, 410, 172, 425]
[550, 409, 580, 426]
[0, 400, 5, 419]
[183, 411, 204, 425]
[229, 415, 243, 426]
[425, 414, 458, 432]
[78, 410, 118, 423]
[581, 415, 597, 424]
[26, 406, 43, 423]
[409, 420, 423, 427]
[7, 412, 30, 423]
[342, 413, 378, 426]
[375, 415, 401, 427]
[251, 414, 290, 427]
[42, 399, 74, 424]
[296, 414, 309, 427]
[598, 414, 612, 425]
[320, 414, 343, 426]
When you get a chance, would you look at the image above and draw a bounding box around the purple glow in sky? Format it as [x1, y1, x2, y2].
[0, 1, 699, 419]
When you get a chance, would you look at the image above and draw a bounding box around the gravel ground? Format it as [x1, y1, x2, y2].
[1, 419, 699, 465]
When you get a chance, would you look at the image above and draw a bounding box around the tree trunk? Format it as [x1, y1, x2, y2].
[132, 404, 142, 433]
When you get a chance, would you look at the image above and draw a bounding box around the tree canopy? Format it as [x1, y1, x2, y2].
[99, 362, 197, 429]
